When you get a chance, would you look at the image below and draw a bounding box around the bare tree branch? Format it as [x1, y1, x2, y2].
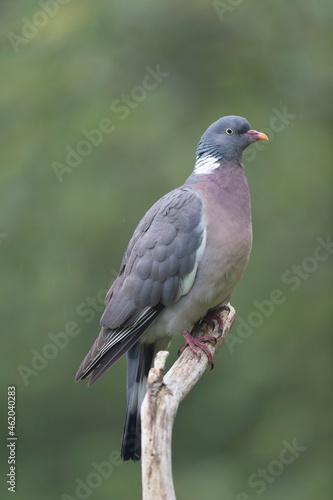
[141, 304, 236, 500]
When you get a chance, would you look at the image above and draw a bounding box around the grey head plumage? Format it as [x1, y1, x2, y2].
[196, 115, 268, 163]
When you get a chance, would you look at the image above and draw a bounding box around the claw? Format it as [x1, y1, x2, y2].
[179, 330, 215, 369]
[203, 306, 230, 335]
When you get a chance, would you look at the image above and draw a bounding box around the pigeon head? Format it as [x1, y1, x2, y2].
[197, 115, 268, 164]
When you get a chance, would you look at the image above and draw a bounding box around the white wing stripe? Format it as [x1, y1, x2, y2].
[178, 226, 207, 298]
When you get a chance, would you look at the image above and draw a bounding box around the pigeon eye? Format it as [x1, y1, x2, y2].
[225, 128, 234, 135]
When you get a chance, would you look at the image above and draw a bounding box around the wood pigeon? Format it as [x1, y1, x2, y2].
[75, 115, 268, 461]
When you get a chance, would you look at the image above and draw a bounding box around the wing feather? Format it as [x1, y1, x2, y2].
[76, 186, 206, 383]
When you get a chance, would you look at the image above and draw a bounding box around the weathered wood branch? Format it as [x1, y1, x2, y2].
[141, 304, 236, 500]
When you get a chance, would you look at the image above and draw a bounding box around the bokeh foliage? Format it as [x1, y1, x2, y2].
[1, 1, 332, 499]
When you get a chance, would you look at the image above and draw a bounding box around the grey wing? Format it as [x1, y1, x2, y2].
[75, 186, 205, 383]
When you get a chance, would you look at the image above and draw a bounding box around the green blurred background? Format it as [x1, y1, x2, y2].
[1, 1, 332, 499]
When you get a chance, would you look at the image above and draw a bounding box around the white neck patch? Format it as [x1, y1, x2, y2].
[194, 154, 220, 175]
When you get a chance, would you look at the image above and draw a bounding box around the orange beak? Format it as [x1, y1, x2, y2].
[245, 130, 269, 141]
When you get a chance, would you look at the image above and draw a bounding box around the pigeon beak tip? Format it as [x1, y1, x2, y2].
[257, 132, 269, 141]
[246, 130, 269, 141]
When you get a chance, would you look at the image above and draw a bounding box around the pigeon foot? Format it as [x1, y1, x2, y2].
[178, 330, 216, 370]
[203, 305, 230, 336]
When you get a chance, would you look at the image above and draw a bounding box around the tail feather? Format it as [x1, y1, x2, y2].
[121, 342, 155, 461]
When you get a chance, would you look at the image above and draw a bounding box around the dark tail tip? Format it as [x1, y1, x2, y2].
[121, 409, 142, 461]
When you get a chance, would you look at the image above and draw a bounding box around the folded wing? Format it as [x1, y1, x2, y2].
[75, 186, 205, 384]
